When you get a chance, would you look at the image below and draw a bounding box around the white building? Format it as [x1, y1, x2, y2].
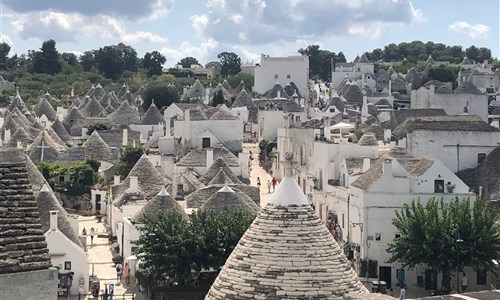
[411, 81, 489, 122]
[254, 55, 309, 96]
[173, 107, 244, 153]
[331, 54, 375, 90]
[393, 115, 500, 172]
[325, 149, 478, 291]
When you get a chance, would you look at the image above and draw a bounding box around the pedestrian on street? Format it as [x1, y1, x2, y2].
[116, 262, 123, 284]
[89, 227, 95, 246]
[267, 180, 272, 193]
[257, 177, 261, 188]
[124, 263, 131, 285]
[82, 227, 87, 236]
[272, 177, 277, 192]
[399, 284, 406, 300]
[461, 273, 468, 292]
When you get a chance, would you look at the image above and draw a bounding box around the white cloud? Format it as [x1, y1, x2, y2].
[11, 11, 167, 45]
[3, 0, 175, 21]
[160, 38, 219, 66]
[449, 21, 490, 39]
[192, 0, 425, 44]
[0, 34, 14, 47]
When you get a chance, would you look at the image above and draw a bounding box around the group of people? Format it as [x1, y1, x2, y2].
[256, 176, 278, 193]
[114, 262, 131, 285]
[82, 227, 96, 247]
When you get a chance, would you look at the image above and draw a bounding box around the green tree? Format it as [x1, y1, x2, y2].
[143, 51, 166, 77]
[0, 42, 11, 70]
[178, 56, 200, 68]
[387, 197, 500, 291]
[134, 210, 254, 287]
[61, 52, 79, 67]
[97, 45, 125, 80]
[115, 145, 148, 178]
[117, 43, 138, 72]
[80, 50, 96, 72]
[86, 123, 109, 136]
[31, 39, 62, 75]
[211, 90, 224, 107]
[465, 45, 479, 63]
[226, 73, 253, 91]
[143, 80, 180, 110]
[205, 61, 221, 73]
[218, 52, 241, 77]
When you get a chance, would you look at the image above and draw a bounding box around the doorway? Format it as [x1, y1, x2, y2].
[425, 269, 438, 290]
[379, 266, 392, 288]
[95, 194, 101, 212]
[202, 137, 211, 148]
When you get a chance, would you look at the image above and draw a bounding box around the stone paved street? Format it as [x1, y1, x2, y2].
[243, 142, 273, 207]
[68, 216, 144, 300]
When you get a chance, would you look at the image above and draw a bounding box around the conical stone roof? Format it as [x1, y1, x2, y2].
[222, 80, 235, 96]
[206, 158, 368, 299]
[108, 101, 140, 125]
[28, 130, 68, 163]
[51, 119, 72, 143]
[83, 131, 118, 162]
[200, 184, 258, 214]
[34, 98, 57, 121]
[141, 103, 164, 125]
[81, 97, 106, 118]
[184, 79, 205, 100]
[199, 157, 241, 184]
[35, 184, 83, 248]
[208, 168, 236, 185]
[0, 149, 52, 274]
[231, 89, 255, 109]
[5, 127, 34, 148]
[132, 187, 185, 223]
[233, 80, 250, 95]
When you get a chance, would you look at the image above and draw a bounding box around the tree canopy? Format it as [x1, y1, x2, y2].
[143, 51, 166, 77]
[0, 42, 11, 70]
[142, 77, 180, 110]
[387, 197, 500, 291]
[218, 52, 241, 77]
[30, 39, 62, 75]
[115, 145, 149, 178]
[298, 45, 346, 82]
[178, 57, 200, 68]
[134, 209, 255, 287]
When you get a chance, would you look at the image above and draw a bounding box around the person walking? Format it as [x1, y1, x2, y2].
[257, 177, 261, 189]
[267, 180, 272, 193]
[272, 177, 277, 192]
[116, 262, 123, 284]
[461, 273, 468, 292]
[398, 284, 406, 300]
[89, 227, 95, 247]
[124, 263, 131, 285]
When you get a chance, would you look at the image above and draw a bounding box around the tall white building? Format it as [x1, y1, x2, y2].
[254, 55, 309, 96]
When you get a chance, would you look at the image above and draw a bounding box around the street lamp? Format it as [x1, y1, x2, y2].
[456, 236, 464, 293]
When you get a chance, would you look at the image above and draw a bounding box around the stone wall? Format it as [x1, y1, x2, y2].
[0, 268, 58, 300]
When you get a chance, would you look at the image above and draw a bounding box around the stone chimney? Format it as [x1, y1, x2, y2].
[382, 159, 392, 176]
[283, 115, 290, 128]
[206, 148, 214, 168]
[388, 79, 392, 95]
[362, 158, 371, 172]
[277, 90, 281, 99]
[129, 176, 138, 192]
[3, 128, 10, 143]
[122, 128, 128, 146]
[383, 129, 392, 142]
[49, 210, 58, 231]
[185, 109, 191, 123]
[114, 175, 121, 186]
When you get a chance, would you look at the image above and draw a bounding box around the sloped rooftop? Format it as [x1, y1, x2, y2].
[0, 149, 52, 274]
[132, 187, 186, 223]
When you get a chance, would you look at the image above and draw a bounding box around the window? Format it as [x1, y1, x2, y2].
[395, 234, 401, 239]
[295, 116, 300, 122]
[287, 74, 291, 79]
[477, 270, 487, 285]
[64, 261, 71, 270]
[434, 180, 444, 193]
[478, 153, 486, 164]
[274, 74, 278, 79]
[202, 137, 210, 148]
[375, 233, 382, 241]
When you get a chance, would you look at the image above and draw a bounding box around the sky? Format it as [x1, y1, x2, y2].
[0, 0, 498, 67]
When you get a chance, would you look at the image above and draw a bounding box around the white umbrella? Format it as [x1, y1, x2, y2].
[329, 122, 354, 136]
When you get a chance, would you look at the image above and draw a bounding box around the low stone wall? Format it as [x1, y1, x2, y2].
[0, 268, 58, 300]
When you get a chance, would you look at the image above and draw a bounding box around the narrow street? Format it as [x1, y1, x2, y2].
[74, 216, 144, 300]
[243, 142, 274, 207]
